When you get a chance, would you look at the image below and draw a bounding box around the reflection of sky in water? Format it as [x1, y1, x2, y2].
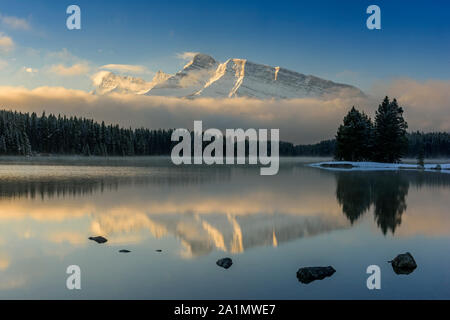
[0, 157, 449, 299]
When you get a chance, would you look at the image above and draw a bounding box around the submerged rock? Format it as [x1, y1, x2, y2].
[216, 257, 233, 269]
[389, 252, 417, 274]
[119, 249, 131, 253]
[88, 236, 108, 244]
[296, 266, 336, 284]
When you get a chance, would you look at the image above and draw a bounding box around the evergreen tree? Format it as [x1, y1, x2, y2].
[335, 106, 373, 161]
[373, 97, 408, 163]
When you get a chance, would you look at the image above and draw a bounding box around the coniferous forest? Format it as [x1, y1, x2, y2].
[0, 110, 175, 156]
[0, 106, 449, 158]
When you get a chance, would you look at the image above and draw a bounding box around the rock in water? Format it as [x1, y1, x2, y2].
[296, 266, 336, 284]
[119, 249, 131, 253]
[390, 252, 417, 274]
[216, 258, 233, 269]
[88, 236, 108, 244]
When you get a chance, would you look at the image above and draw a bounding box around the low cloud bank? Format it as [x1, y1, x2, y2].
[380, 79, 450, 132]
[0, 79, 448, 144]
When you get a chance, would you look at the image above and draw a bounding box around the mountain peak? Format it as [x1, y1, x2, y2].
[152, 70, 171, 83]
[183, 53, 218, 71]
[192, 53, 216, 64]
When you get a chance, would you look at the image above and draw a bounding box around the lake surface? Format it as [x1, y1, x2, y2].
[0, 157, 449, 299]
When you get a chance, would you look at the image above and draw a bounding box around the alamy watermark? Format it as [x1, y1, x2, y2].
[366, 265, 381, 290]
[66, 5, 81, 30]
[66, 265, 81, 290]
[64, 5, 380, 31]
[366, 5, 381, 30]
[171, 121, 279, 176]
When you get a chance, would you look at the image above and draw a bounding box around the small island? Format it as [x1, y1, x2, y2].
[311, 161, 449, 172]
[311, 97, 449, 172]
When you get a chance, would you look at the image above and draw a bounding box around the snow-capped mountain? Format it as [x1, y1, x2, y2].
[147, 53, 219, 97]
[92, 70, 171, 95]
[93, 53, 363, 98]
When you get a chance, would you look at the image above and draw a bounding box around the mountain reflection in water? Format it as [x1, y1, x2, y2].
[0, 160, 449, 258]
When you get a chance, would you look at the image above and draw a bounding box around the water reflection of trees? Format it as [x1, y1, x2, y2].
[335, 170, 450, 234]
[0, 167, 231, 200]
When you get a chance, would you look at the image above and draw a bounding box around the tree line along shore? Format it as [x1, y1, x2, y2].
[0, 99, 448, 159]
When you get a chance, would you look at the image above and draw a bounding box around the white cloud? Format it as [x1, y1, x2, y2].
[176, 52, 198, 61]
[91, 71, 112, 86]
[100, 64, 150, 74]
[23, 67, 38, 74]
[44, 49, 92, 78]
[0, 14, 30, 30]
[49, 63, 90, 76]
[0, 32, 14, 53]
[91, 71, 153, 94]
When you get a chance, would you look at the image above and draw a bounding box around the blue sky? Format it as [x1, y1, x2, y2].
[0, 0, 449, 91]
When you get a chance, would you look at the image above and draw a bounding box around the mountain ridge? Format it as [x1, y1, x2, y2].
[93, 53, 364, 99]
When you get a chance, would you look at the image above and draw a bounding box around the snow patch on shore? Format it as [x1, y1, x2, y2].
[310, 161, 450, 173]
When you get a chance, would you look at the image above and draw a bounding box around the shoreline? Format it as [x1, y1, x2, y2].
[310, 161, 450, 173]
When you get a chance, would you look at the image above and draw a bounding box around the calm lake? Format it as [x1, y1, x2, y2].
[0, 157, 449, 299]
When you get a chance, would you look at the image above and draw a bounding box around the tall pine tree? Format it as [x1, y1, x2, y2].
[373, 97, 408, 163]
[335, 106, 373, 161]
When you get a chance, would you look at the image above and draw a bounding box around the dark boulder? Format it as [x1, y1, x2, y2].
[296, 266, 336, 284]
[216, 257, 233, 269]
[88, 236, 108, 244]
[389, 252, 417, 274]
